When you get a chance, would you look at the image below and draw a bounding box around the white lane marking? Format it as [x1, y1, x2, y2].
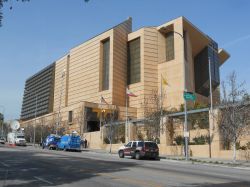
[34, 176, 53, 185]
[0, 162, 10, 167]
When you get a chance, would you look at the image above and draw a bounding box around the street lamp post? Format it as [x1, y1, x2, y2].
[208, 57, 213, 158]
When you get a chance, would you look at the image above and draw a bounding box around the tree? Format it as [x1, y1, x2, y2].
[219, 71, 250, 162]
[103, 108, 119, 153]
[76, 105, 88, 138]
[143, 89, 167, 142]
[0, 0, 29, 26]
[0, 0, 89, 26]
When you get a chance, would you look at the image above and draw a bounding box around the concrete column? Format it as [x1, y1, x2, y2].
[209, 109, 221, 158]
[160, 116, 173, 145]
[125, 122, 134, 143]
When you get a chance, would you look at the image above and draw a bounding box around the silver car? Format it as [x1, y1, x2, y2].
[0, 137, 6, 144]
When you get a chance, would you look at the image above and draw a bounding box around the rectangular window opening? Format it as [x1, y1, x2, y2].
[68, 111, 73, 124]
[127, 37, 141, 85]
[101, 39, 110, 91]
[166, 32, 175, 61]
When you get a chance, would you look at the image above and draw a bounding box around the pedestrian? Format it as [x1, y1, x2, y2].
[80, 139, 84, 149]
[84, 139, 87, 148]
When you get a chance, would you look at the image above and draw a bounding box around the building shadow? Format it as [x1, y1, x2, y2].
[0, 148, 138, 187]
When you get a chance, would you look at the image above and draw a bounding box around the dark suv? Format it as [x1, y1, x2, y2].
[118, 141, 159, 160]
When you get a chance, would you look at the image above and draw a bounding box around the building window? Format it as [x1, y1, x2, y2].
[166, 32, 175, 61]
[184, 31, 188, 61]
[102, 39, 110, 91]
[194, 40, 220, 97]
[68, 111, 73, 124]
[128, 37, 140, 84]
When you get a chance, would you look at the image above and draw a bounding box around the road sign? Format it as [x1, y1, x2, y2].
[184, 91, 196, 101]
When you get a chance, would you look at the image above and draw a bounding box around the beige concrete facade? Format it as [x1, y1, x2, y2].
[21, 16, 247, 160]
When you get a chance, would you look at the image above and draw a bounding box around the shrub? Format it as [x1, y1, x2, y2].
[103, 137, 110, 144]
[239, 145, 247, 150]
[193, 135, 208, 145]
[174, 135, 184, 145]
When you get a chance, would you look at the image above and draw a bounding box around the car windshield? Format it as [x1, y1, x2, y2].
[145, 142, 158, 148]
[54, 137, 61, 141]
[17, 136, 24, 139]
[126, 142, 132, 147]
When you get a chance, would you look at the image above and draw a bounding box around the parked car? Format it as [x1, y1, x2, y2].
[0, 136, 6, 144]
[118, 141, 159, 160]
[57, 134, 81, 152]
[42, 134, 61, 150]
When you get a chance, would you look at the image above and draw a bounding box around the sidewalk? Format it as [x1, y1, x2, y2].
[162, 155, 250, 168]
[81, 147, 250, 168]
[13, 144, 250, 168]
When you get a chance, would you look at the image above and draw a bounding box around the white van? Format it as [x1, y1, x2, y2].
[7, 132, 26, 146]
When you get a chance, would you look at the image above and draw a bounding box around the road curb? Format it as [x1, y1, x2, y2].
[160, 157, 250, 170]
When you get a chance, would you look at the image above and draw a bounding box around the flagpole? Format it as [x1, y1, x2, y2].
[100, 96, 103, 139]
[100, 95, 102, 129]
[126, 88, 128, 142]
[160, 74, 163, 127]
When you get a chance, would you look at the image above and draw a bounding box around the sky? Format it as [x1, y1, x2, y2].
[0, 0, 250, 120]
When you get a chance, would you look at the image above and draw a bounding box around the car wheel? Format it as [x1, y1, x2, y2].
[135, 152, 141, 160]
[119, 150, 124, 158]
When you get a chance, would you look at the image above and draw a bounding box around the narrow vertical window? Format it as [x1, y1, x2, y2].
[184, 31, 188, 61]
[166, 32, 175, 61]
[68, 111, 73, 124]
[102, 39, 110, 90]
[128, 37, 140, 84]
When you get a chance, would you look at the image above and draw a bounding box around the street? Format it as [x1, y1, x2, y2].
[0, 145, 250, 187]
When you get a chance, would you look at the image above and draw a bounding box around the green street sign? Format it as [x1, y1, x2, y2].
[184, 91, 196, 101]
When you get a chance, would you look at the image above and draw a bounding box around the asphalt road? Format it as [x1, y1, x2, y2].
[0, 145, 250, 187]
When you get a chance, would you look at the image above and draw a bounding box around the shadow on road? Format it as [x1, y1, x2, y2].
[0, 148, 138, 187]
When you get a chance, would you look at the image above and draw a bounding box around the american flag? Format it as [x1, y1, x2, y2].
[126, 88, 137, 97]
